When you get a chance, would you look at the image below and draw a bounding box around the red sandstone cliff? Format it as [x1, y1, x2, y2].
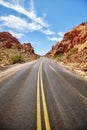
[47, 22, 87, 56]
[47, 22, 87, 75]
[0, 32, 38, 66]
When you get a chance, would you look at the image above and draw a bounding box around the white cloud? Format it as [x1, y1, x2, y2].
[30, 0, 34, 11]
[41, 29, 55, 35]
[48, 36, 63, 42]
[0, 15, 27, 31]
[28, 22, 42, 31]
[9, 30, 24, 38]
[33, 42, 41, 46]
[0, 0, 48, 27]
[0, 15, 42, 32]
[0, 0, 57, 37]
[47, 32, 64, 42]
[34, 42, 41, 46]
[58, 32, 64, 37]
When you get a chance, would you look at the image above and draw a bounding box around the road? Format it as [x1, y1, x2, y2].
[0, 57, 87, 130]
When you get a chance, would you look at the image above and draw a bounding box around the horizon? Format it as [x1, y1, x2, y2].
[0, 0, 87, 55]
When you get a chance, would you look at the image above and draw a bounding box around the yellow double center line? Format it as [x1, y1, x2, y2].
[37, 62, 51, 130]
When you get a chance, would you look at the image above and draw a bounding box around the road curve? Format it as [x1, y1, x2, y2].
[0, 57, 87, 130]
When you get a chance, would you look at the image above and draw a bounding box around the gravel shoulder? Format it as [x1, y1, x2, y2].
[0, 63, 30, 82]
[55, 61, 87, 81]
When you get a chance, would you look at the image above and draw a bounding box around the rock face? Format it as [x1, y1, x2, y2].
[47, 22, 87, 74]
[0, 32, 34, 53]
[0, 32, 20, 49]
[0, 32, 38, 66]
[47, 22, 87, 56]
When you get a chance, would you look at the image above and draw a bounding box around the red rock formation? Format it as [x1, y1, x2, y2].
[0, 32, 20, 49]
[23, 43, 34, 54]
[46, 22, 87, 74]
[0, 32, 20, 41]
[0, 32, 35, 54]
[0, 32, 37, 66]
[47, 22, 87, 56]
[6, 42, 12, 48]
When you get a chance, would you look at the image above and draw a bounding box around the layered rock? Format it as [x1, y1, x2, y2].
[47, 22, 87, 74]
[0, 32, 20, 49]
[22, 43, 34, 54]
[0, 32, 38, 66]
[47, 22, 87, 56]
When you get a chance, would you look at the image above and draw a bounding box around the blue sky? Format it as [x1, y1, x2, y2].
[0, 0, 87, 55]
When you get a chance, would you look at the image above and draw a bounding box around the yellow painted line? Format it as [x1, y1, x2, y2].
[37, 67, 42, 130]
[40, 63, 51, 130]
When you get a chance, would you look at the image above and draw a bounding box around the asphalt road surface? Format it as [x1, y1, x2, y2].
[0, 57, 87, 130]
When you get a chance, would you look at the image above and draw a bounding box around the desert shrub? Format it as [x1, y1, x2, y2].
[66, 47, 77, 58]
[54, 53, 64, 60]
[10, 54, 24, 64]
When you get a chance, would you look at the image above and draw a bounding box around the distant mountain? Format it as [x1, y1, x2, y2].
[46, 22, 87, 74]
[0, 32, 39, 67]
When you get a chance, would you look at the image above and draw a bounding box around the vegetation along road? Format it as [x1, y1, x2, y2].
[0, 57, 87, 130]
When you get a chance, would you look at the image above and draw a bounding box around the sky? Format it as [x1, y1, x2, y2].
[0, 0, 87, 55]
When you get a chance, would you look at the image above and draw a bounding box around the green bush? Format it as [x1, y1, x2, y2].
[54, 53, 64, 60]
[10, 54, 24, 64]
[66, 47, 77, 58]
